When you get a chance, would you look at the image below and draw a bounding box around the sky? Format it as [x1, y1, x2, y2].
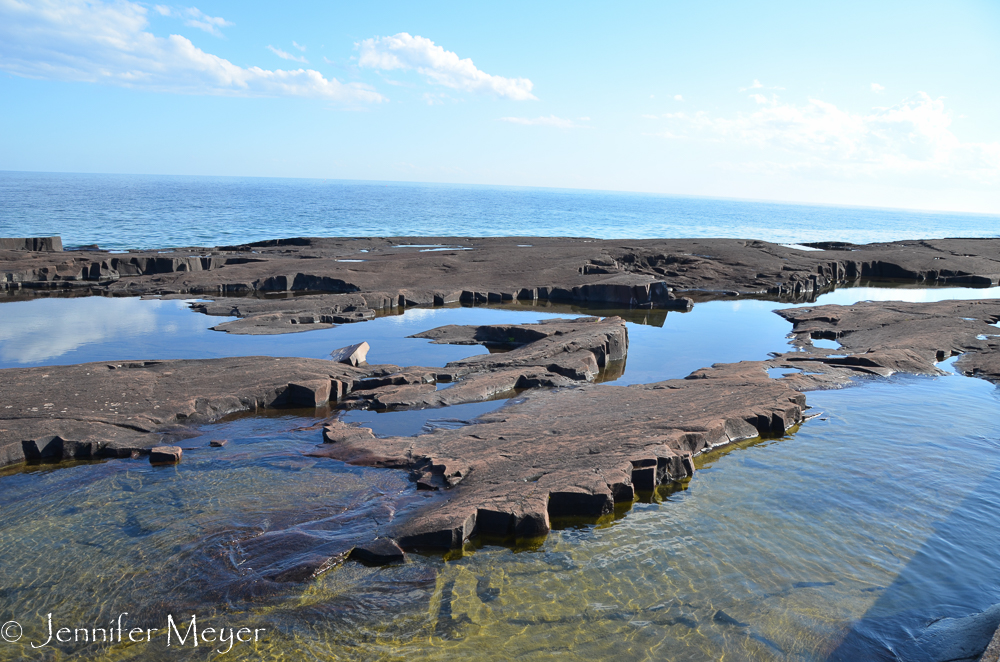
[1, 0, 999, 214]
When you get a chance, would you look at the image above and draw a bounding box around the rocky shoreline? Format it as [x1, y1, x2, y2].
[4, 235, 1000, 582]
[6, 235, 1000, 333]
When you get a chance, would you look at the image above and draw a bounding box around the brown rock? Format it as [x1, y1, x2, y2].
[0, 356, 383, 468]
[775, 299, 1000, 383]
[317, 360, 805, 550]
[149, 445, 182, 464]
[284, 379, 333, 407]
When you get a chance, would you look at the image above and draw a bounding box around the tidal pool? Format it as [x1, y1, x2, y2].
[1, 285, 1000, 660]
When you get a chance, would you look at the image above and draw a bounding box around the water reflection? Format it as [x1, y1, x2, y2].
[3, 286, 1000, 660]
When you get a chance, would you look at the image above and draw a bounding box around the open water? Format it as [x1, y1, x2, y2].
[2, 171, 1000, 250]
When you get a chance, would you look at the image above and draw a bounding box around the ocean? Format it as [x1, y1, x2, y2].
[2, 171, 998, 250]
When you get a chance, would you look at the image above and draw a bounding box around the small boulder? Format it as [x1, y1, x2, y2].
[209, 439, 227, 447]
[330, 341, 370, 366]
[149, 445, 182, 464]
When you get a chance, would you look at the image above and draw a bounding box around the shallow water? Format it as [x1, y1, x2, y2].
[2, 287, 1000, 660]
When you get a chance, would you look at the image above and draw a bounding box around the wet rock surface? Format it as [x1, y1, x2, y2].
[345, 316, 628, 410]
[8, 235, 1000, 333]
[0, 356, 382, 467]
[772, 300, 1000, 385]
[317, 360, 806, 551]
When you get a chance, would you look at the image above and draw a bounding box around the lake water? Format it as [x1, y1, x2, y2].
[4, 171, 1000, 659]
[3, 171, 1000, 250]
[2, 286, 1000, 660]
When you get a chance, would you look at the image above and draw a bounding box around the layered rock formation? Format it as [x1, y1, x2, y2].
[0, 356, 379, 467]
[773, 300, 1000, 383]
[6, 236, 1000, 333]
[317, 360, 806, 550]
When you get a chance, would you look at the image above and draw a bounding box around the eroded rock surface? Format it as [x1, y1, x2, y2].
[9, 236, 1000, 333]
[773, 300, 1000, 384]
[0, 356, 385, 467]
[317, 360, 805, 550]
[346, 317, 628, 410]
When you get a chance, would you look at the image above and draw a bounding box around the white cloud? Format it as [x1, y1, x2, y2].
[0, 0, 383, 103]
[651, 92, 1000, 185]
[292, 41, 306, 52]
[750, 93, 768, 104]
[740, 79, 784, 92]
[674, 94, 683, 101]
[268, 45, 307, 64]
[500, 115, 590, 129]
[871, 82, 885, 93]
[357, 32, 535, 100]
[153, 5, 232, 37]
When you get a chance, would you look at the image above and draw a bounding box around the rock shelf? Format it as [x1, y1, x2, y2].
[7, 236, 1000, 333]
[0, 356, 378, 466]
[773, 300, 1000, 383]
[6, 235, 1000, 586]
[317, 360, 806, 550]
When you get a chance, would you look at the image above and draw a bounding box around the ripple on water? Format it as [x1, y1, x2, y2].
[3, 290, 1000, 660]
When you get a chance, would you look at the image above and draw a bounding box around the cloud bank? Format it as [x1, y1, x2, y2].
[651, 93, 1000, 185]
[357, 33, 535, 100]
[0, 0, 383, 103]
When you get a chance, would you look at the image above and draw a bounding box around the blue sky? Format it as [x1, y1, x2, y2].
[1, 0, 998, 213]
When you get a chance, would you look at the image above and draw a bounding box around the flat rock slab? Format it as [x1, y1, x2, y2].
[0, 356, 383, 467]
[775, 299, 1000, 382]
[6, 236, 1000, 314]
[317, 360, 806, 550]
[346, 317, 628, 411]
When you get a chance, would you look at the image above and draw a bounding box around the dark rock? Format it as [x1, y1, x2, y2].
[149, 445, 182, 464]
[350, 538, 406, 565]
[209, 439, 228, 447]
[284, 379, 332, 407]
[0, 237, 63, 251]
[17, 235, 1000, 325]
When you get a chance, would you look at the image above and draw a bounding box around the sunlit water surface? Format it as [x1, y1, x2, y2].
[1, 286, 1000, 660]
